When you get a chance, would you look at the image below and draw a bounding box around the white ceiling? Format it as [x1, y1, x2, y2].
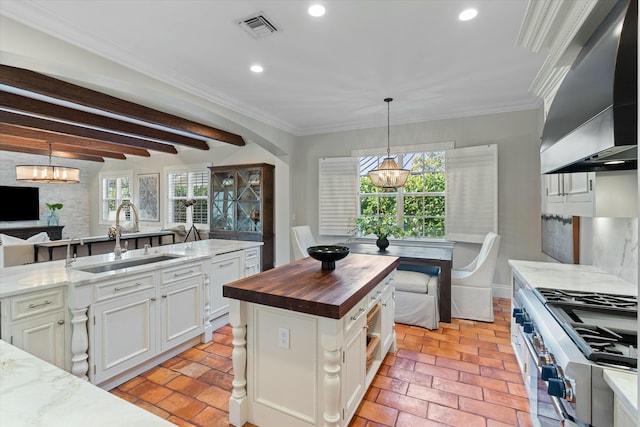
[0, 0, 546, 137]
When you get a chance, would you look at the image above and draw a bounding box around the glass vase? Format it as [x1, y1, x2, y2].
[47, 211, 58, 226]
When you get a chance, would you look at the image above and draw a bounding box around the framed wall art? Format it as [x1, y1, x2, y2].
[137, 173, 160, 221]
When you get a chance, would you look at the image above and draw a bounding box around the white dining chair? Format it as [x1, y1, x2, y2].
[291, 225, 317, 261]
[451, 231, 501, 322]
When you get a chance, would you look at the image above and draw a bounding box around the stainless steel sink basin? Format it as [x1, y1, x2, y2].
[74, 254, 183, 274]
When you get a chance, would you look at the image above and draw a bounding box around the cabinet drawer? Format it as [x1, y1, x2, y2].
[366, 283, 384, 309]
[94, 274, 154, 303]
[11, 288, 65, 321]
[344, 300, 366, 335]
[161, 263, 202, 284]
[245, 248, 259, 262]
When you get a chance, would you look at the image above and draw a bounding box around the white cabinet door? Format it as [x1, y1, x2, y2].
[10, 311, 66, 369]
[564, 172, 593, 203]
[342, 318, 366, 424]
[160, 276, 203, 351]
[210, 252, 242, 319]
[92, 289, 156, 384]
[380, 286, 394, 353]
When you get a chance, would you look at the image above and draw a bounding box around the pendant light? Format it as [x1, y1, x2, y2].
[16, 142, 80, 184]
[368, 98, 409, 190]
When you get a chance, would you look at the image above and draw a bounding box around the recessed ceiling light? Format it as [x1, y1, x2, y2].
[458, 8, 478, 21]
[604, 160, 625, 165]
[308, 4, 326, 17]
[250, 64, 264, 73]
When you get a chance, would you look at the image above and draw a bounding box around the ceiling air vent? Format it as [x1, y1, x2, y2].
[238, 12, 279, 39]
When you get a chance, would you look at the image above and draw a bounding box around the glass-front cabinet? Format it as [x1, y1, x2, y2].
[209, 163, 274, 270]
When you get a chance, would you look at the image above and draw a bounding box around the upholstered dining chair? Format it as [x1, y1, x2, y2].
[451, 231, 501, 322]
[394, 265, 440, 330]
[291, 225, 317, 261]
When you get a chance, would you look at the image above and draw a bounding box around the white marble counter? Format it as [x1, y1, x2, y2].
[0, 239, 262, 298]
[603, 369, 638, 421]
[508, 260, 637, 296]
[0, 339, 174, 427]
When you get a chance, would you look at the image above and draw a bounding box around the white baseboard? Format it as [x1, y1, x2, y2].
[492, 284, 511, 299]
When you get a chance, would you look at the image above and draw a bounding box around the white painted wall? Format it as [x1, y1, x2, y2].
[293, 108, 545, 288]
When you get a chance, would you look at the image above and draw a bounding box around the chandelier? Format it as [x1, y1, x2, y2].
[16, 142, 80, 184]
[368, 98, 409, 190]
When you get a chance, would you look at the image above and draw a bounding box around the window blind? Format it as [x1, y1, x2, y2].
[445, 144, 498, 243]
[319, 157, 359, 235]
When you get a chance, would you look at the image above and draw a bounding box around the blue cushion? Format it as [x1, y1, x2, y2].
[397, 263, 440, 276]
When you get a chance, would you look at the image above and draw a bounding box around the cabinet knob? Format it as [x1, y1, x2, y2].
[151, 297, 157, 302]
[57, 320, 65, 325]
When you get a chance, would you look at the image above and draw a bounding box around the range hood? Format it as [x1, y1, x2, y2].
[540, 0, 637, 174]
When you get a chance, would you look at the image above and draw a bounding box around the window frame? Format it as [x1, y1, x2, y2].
[98, 170, 133, 225]
[165, 164, 210, 228]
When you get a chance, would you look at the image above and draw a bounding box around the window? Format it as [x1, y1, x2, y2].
[359, 151, 445, 238]
[320, 144, 497, 243]
[100, 172, 132, 223]
[167, 169, 209, 225]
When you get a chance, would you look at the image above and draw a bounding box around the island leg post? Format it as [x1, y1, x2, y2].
[70, 307, 89, 380]
[228, 300, 248, 427]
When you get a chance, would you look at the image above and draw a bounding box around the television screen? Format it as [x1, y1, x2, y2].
[0, 186, 40, 221]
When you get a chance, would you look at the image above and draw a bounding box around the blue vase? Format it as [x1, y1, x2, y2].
[47, 211, 58, 226]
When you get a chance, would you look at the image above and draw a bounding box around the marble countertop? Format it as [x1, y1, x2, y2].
[603, 369, 638, 418]
[0, 339, 174, 427]
[508, 260, 637, 296]
[0, 239, 262, 298]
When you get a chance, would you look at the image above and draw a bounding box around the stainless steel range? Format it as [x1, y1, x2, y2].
[511, 281, 637, 427]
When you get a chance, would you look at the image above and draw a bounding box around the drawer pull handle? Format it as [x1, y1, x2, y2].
[28, 300, 52, 309]
[57, 320, 65, 325]
[350, 307, 365, 321]
[151, 297, 157, 302]
[174, 270, 195, 278]
[219, 262, 234, 267]
[114, 282, 142, 292]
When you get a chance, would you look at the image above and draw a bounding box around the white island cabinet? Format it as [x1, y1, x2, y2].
[0, 239, 262, 390]
[224, 253, 399, 427]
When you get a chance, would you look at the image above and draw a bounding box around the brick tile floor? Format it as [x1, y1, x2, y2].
[111, 297, 533, 426]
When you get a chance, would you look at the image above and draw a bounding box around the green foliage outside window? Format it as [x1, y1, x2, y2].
[358, 151, 445, 238]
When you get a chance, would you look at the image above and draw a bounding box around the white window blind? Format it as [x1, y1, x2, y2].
[445, 144, 498, 243]
[319, 157, 359, 235]
[168, 170, 209, 225]
[100, 172, 132, 223]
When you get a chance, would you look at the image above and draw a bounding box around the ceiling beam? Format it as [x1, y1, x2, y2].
[0, 64, 245, 147]
[0, 134, 126, 160]
[0, 91, 211, 150]
[0, 123, 151, 157]
[0, 111, 178, 154]
[0, 143, 105, 162]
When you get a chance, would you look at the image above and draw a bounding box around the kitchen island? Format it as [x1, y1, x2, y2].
[223, 253, 400, 427]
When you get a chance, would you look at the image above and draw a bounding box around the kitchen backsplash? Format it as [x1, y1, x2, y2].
[582, 217, 638, 285]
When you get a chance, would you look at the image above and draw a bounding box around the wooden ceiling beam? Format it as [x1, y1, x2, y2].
[0, 111, 178, 154]
[0, 123, 151, 157]
[0, 64, 245, 147]
[0, 134, 127, 160]
[0, 143, 105, 162]
[0, 91, 210, 150]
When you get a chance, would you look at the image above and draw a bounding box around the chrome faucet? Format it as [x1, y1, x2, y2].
[65, 237, 84, 268]
[113, 201, 139, 259]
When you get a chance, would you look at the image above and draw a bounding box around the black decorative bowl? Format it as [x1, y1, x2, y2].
[307, 245, 350, 270]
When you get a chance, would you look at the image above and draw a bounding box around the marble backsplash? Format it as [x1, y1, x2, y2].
[581, 217, 638, 285]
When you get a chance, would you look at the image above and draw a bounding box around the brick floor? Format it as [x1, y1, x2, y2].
[111, 297, 533, 426]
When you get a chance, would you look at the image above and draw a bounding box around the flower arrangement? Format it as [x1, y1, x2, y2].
[45, 203, 63, 226]
[353, 215, 406, 239]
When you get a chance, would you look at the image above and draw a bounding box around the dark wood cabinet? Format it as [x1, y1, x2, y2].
[208, 163, 274, 270]
[0, 225, 64, 240]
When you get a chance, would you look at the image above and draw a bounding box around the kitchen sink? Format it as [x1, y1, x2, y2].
[74, 254, 183, 274]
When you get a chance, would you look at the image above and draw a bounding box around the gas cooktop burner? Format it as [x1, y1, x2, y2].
[567, 324, 637, 368]
[536, 288, 637, 313]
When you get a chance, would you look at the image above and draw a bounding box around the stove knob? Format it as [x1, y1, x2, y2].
[547, 378, 566, 398]
[512, 307, 523, 317]
[541, 365, 558, 381]
[515, 313, 525, 325]
[523, 321, 534, 334]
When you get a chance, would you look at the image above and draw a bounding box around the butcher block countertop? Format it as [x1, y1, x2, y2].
[223, 253, 400, 319]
